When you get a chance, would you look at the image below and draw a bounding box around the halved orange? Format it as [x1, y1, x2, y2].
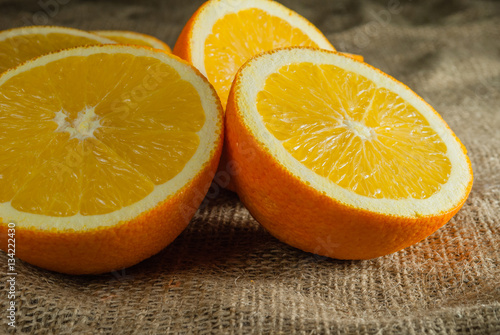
[0, 26, 114, 73]
[94, 30, 171, 52]
[173, 0, 335, 109]
[225, 47, 473, 260]
[0, 45, 223, 274]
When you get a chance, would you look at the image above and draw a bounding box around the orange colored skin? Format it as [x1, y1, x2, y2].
[0, 44, 224, 275]
[0, 135, 223, 275]
[224, 48, 473, 260]
[174, 2, 361, 193]
[342, 52, 364, 62]
[173, 1, 363, 70]
[174, 1, 237, 191]
[173, 0, 206, 63]
[173, 1, 364, 67]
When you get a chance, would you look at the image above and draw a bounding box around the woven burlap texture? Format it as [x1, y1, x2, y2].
[0, 0, 499, 333]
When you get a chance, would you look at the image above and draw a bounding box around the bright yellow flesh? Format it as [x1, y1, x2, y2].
[0, 53, 204, 216]
[256, 63, 451, 200]
[204, 8, 319, 107]
[100, 34, 156, 48]
[0, 33, 106, 73]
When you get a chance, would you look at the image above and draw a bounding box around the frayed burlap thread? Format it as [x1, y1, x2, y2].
[0, 0, 499, 333]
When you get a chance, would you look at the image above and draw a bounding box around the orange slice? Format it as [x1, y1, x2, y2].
[225, 47, 473, 260]
[0, 26, 114, 73]
[94, 30, 171, 52]
[173, 0, 335, 108]
[0, 45, 223, 274]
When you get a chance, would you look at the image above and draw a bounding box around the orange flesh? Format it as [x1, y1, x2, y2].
[0, 54, 204, 216]
[256, 63, 451, 200]
[0, 33, 106, 73]
[102, 35, 157, 48]
[204, 8, 320, 107]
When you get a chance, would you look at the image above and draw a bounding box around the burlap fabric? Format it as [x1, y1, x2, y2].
[0, 0, 499, 333]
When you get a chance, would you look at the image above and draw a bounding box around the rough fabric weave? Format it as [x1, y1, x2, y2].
[0, 0, 499, 333]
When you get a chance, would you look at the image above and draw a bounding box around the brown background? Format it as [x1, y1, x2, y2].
[0, 0, 499, 333]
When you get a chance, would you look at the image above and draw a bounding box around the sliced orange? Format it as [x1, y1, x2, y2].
[342, 52, 364, 62]
[0, 26, 115, 73]
[173, 0, 335, 109]
[94, 30, 171, 52]
[225, 47, 473, 260]
[0, 45, 223, 274]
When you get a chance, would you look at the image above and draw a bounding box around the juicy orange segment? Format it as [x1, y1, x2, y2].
[256, 63, 451, 200]
[173, 0, 335, 108]
[94, 30, 171, 51]
[205, 8, 320, 105]
[0, 26, 113, 73]
[0, 45, 223, 274]
[0, 52, 204, 216]
[225, 47, 473, 260]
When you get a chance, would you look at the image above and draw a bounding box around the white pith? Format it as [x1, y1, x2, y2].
[54, 108, 101, 140]
[0, 45, 222, 231]
[189, 0, 335, 77]
[343, 119, 376, 141]
[237, 48, 472, 217]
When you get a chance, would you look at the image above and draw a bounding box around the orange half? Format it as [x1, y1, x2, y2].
[174, 0, 335, 108]
[225, 47, 473, 260]
[0, 45, 223, 274]
[0, 26, 114, 73]
[94, 30, 171, 52]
